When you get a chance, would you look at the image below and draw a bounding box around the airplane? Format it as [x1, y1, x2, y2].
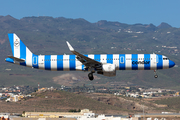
[5, 33, 175, 80]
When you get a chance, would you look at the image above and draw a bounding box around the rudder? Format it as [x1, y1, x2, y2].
[8, 33, 33, 58]
[7, 33, 33, 67]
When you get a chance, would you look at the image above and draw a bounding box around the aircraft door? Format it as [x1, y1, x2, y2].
[33, 56, 37, 65]
[156, 55, 159, 63]
[120, 56, 124, 64]
[38, 55, 44, 69]
[151, 54, 157, 69]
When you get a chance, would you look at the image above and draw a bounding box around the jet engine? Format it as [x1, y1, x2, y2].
[100, 63, 116, 76]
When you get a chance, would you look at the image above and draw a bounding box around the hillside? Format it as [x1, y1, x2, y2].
[0, 90, 173, 114]
[0, 15, 180, 89]
[154, 96, 180, 112]
[0, 90, 131, 114]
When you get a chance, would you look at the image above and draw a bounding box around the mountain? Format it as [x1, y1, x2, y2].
[157, 22, 172, 29]
[0, 15, 180, 90]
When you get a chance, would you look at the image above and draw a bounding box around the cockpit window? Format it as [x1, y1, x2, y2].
[163, 58, 169, 60]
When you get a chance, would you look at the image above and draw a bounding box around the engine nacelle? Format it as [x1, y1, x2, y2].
[102, 63, 116, 76]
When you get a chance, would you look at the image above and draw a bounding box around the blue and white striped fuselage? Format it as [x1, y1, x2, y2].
[11, 54, 172, 71]
[5, 33, 175, 80]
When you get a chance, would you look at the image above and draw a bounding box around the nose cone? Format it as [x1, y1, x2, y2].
[169, 60, 175, 68]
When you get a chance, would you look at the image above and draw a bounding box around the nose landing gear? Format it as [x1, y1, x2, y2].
[88, 72, 94, 81]
[154, 70, 158, 78]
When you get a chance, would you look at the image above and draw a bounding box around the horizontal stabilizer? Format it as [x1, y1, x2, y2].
[7, 56, 25, 62]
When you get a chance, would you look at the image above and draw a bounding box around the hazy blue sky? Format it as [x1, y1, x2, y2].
[1, 0, 180, 27]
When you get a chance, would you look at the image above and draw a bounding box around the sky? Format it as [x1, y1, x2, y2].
[0, 0, 180, 28]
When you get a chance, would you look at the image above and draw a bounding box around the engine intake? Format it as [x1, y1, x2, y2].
[102, 63, 116, 76]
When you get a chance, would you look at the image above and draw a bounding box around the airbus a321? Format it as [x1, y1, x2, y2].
[5, 33, 175, 80]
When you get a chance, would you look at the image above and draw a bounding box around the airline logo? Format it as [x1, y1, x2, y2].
[14, 39, 19, 47]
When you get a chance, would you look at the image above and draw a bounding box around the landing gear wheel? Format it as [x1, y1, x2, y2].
[88, 73, 94, 81]
[154, 70, 158, 78]
[154, 75, 158, 78]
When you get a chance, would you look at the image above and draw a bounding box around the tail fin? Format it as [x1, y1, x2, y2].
[6, 33, 34, 66]
[8, 33, 32, 59]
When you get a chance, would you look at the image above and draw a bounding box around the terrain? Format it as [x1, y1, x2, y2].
[0, 90, 176, 114]
[0, 15, 180, 90]
[0, 90, 132, 114]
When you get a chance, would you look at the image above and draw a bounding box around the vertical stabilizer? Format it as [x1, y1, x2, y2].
[7, 33, 34, 67]
[8, 33, 33, 58]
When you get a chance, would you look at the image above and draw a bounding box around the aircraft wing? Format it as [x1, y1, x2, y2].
[66, 41, 101, 68]
[7, 56, 25, 62]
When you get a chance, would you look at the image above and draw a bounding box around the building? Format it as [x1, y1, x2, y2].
[78, 114, 131, 120]
[134, 113, 180, 120]
[24, 109, 94, 118]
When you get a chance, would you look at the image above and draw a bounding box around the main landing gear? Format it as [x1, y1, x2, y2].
[88, 72, 94, 81]
[154, 70, 158, 78]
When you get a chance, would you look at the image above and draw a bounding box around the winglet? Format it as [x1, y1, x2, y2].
[66, 41, 74, 51]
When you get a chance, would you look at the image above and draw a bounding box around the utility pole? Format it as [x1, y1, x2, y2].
[38, 83, 39, 91]
[143, 104, 144, 120]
